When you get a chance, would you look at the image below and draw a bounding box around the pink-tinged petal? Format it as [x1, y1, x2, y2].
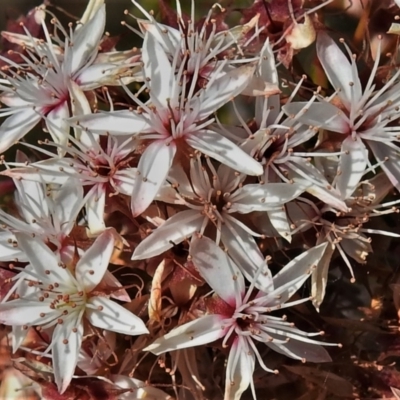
[52, 313, 84, 394]
[220, 219, 273, 292]
[69, 5, 105, 73]
[72, 110, 151, 135]
[45, 100, 70, 150]
[85, 296, 149, 335]
[131, 140, 177, 216]
[53, 178, 83, 235]
[198, 65, 256, 119]
[311, 242, 335, 311]
[283, 101, 349, 134]
[267, 339, 332, 363]
[112, 375, 172, 400]
[316, 33, 362, 108]
[191, 236, 245, 308]
[0, 299, 58, 325]
[132, 210, 204, 260]
[269, 243, 329, 303]
[142, 32, 174, 107]
[336, 136, 367, 199]
[186, 130, 263, 176]
[228, 182, 305, 213]
[368, 141, 400, 192]
[76, 229, 115, 292]
[0, 108, 41, 153]
[144, 315, 226, 355]
[15, 233, 75, 287]
[85, 187, 106, 236]
[224, 337, 255, 400]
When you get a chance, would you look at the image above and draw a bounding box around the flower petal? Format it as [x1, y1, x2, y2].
[72, 110, 151, 135]
[228, 182, 306, 213]
[52, 313, 84, 394]
[0, 108, 41, 153]
[15, 233, 75, 287]
[132, 210, 204, 260]
[85, 187, 106, 236]
[336, 136, 367, 199]
[186, 130, 263, 176]
[131, 140, 177, 216]
[142, 31, 173, 107]
[45, 100, 70, 150]
[283, 101, 349, 134]
[224, 337, 255, 400]
[144, 315, 226, 355]
[220, 219, 273, 292]
[76, 228, 115, 292]
[69, 5, 105, 73]
[316, 32, 362, 108]
[270, 243, 329, 303]
[86, 296, 148, 335]
[191, 236, 245, 308]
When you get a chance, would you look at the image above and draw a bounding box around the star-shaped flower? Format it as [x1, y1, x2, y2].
[0, 229, 148, 393]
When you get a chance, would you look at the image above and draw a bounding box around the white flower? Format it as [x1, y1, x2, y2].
[1, 135, 138, 235]
[145, 236, 338, 400]
[0, 2, 139, 154]
[0, 229, 148, 394]
[283, 33, 400, 198]
[132, 154, 306, 291]
[73, 29, 263, 216]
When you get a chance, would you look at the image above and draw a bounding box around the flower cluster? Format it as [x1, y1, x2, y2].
[0, 0, 400, 399]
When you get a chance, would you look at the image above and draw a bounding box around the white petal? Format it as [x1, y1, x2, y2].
[69, 80, 92, 146]
[70, 5, 105, 73]
[142, 32, 173, 107]
[228, 182, 306, 213]
[0, 108, 41, 153]
[267, 339, 332, 363]
[1, 158, 77, 185]
[369, 141, 400, 192]
[220, 220, 273, 292]
[270, 243, 329, 303]
[0, 299, 57, 325]
[317, 32, 362, 108]
[132, 210, 203, 260]
[45, 100, 70, 150]
[198, 65, 255, 118]
[85, 187, 106, 236]
[85, 296, 148, 335]
[190, 236, 245, 308]
[186, 130, 263, 176]
[52, 314, 84, 394]
[283, 101, 349, 134]
[225, 337, 255, 400]
[52, 178, 83, 235]
[144, 315, 225, 355]
[336, 136, 367, 199]
[72, 110, 151, 135]
[267, 208, 292, 242]
[76, 229, 115, 292]
[15, 233, 75, 287]
[131, 140, 177, 216]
